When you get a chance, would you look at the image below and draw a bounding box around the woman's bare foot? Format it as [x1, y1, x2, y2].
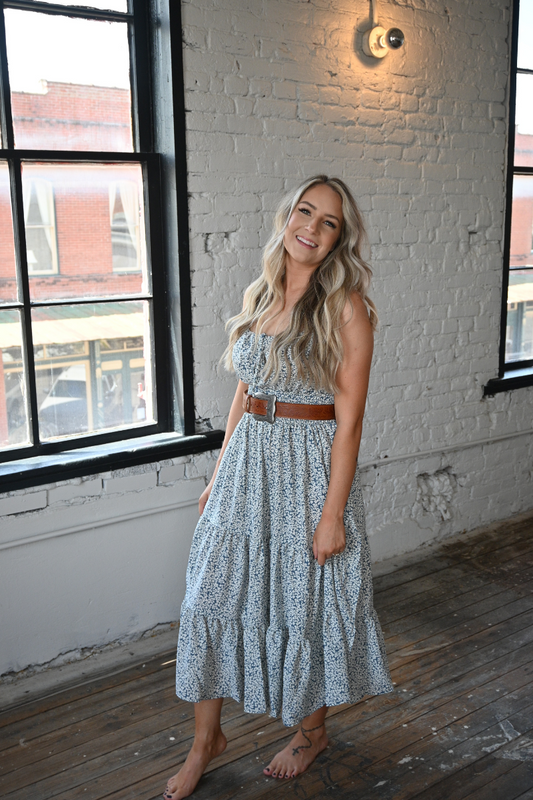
[263, 723, 328, 779]
[163, 731, 227, 800]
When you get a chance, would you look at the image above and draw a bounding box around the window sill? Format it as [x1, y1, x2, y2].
[0, 430, 224, 493]
[484, 368, 533, 396]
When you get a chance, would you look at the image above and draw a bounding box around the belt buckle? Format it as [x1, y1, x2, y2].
[252, 392, 276, 424]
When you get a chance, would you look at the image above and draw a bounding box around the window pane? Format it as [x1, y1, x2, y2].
[5, 10, 133, 152]
[0, 309, 30, 449]
[507, 177, 533, 362]
[24, 0, 127, 11]
[509, 175, 533, 269]
[506, 271, 533, 362]
[515, 74, 533, 167]
[33, 301, 155, 440]
[518, 0, 533, 70]
[508, 175, 533, 363]
[0, 162, 18, 304]
[22, 163, 149, 301]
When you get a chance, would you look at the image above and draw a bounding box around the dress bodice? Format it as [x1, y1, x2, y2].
[232, 330, 334, 405]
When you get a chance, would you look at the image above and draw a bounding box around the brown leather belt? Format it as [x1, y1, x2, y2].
[243, 391, 335, 423]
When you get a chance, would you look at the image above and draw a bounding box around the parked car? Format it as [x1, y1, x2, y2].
[39, 364, 89, 437]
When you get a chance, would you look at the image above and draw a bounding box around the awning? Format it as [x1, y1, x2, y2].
[508, 284, 533, 304]
[0, 304, 146, 349]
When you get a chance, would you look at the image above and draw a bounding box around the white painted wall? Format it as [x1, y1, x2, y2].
[1, 0, 532, 676]
[0, 457, 216, 675]
[183, 0, 533, 558]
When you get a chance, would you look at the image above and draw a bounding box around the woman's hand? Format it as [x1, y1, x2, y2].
[197, 378, 249, 517]
[198, 482, 214, 515]
[312, 514, 346, 566]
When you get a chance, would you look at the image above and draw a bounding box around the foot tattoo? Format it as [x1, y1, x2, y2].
[264, 719, 328, 779]
[291, 723, 325, 756]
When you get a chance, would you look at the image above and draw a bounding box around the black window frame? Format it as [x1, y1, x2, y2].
[486, 0, 533, 395]
[0, 0, 223, 490]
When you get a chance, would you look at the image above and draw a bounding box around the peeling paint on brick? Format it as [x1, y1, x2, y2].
[414, 468, 458, 521]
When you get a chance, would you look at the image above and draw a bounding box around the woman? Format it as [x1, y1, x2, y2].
[164, 176, 393, 800]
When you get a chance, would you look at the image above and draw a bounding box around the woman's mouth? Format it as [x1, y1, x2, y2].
[296, 235, 318, 248]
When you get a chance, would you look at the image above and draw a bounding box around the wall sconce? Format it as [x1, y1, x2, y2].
[363, 0, 404, 59]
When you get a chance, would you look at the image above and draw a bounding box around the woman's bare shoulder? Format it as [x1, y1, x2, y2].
[341, 291, 373, 336]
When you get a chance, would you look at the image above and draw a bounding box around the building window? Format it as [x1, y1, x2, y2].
[24, 179, 58, 275]
[0, 0, 200, 471]
[501, 0, 533, 370]
[109, 181, 142, 273]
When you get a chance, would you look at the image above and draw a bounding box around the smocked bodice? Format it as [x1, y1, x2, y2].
[232, 330, 334, 405]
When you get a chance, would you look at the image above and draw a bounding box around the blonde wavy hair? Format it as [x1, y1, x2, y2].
[223, 175, 377, 394]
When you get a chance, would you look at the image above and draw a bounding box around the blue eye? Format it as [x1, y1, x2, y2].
[299, 207, 310, 215]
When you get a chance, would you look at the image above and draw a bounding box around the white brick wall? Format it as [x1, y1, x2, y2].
[1, 0, 532, 674]
[0, 452, 217, 530]
[184, 0, 525, 426]
[181, 0, 532, 542]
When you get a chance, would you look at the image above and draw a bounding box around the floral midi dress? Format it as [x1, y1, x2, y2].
[175, 330, 393, 727]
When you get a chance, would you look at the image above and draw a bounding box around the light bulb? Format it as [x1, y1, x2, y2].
[363, 25, 405, 58]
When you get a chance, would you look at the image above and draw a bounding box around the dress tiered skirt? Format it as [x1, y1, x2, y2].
[175, 405, 393, 727]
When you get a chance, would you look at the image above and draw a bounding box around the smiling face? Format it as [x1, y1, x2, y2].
[283, 183, 343, 271]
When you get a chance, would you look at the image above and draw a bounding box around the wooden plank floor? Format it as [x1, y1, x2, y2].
[2, 515, 533, 800]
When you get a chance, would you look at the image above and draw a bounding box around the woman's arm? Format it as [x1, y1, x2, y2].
[312, 293, 374, 566]
[198, 379, 249, 514]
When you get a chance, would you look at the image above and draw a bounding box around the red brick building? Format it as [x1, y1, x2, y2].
[11, 81, 132, 152]
[510, 133, 533, 268]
